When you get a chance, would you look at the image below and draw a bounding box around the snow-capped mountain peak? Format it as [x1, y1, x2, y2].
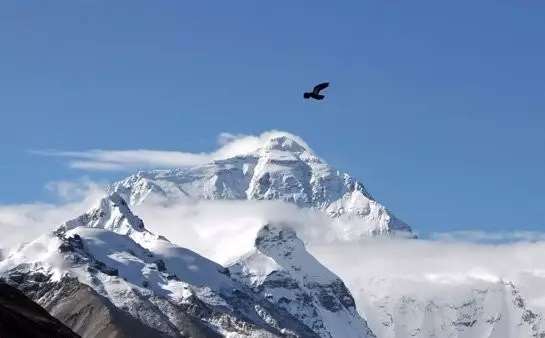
[59, 192, 145, 235]
[56, 192, 166, 249]
[111, 132, 412, 237]
[229, 224, 375, 338]
[253, 225, 337, 285]
[255, 225, 306, 260]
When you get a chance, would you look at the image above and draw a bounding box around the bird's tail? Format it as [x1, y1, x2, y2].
[303, 92, 311, 99]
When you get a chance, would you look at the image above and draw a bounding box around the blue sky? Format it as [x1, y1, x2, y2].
[0, 1, 544, 235]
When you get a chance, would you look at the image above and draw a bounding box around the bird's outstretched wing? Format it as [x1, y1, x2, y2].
[313, 82, 329, 94]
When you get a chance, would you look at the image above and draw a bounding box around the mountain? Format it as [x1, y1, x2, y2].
[0, 281, 79, 338]
[229, 224, 375, 338]
[0, 192, 372, 337]
[5, 131, 543, 338]
[110, 133, 412, 237]
[355, 277, 545, 338]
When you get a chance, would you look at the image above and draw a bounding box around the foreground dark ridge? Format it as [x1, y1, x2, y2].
[0, 281, 79, 338]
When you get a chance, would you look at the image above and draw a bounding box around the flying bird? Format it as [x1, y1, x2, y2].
[304, 82, 329, 100]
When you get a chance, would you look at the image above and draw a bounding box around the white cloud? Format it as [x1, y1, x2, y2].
[133, 198, 337, 265]
[308, 238, 545, 318]
[0, 180, 105, 252]
[45, 178, 103, 201]
[33, 149, 211, 172]
[32, 130, 314, 172]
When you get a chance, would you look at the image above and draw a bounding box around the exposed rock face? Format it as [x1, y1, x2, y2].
[110, 133, 411, 237]
[229, 224, 376, 338]
[3, 271, 177, 338]
[0, 281, 79, 338]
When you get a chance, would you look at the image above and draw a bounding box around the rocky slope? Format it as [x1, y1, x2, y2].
[3, 271, 172, 338]
[110, 133, 411, 237]
[0, 281, 79, 338]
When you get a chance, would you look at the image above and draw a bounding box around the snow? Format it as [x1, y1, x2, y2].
[53, 193, 238, 298]
[142, 236, 234, 291]
[224, 248, 282, 286]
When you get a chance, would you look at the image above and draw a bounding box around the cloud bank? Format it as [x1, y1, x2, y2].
[32, 130, 313, 171]
[309, 238, 545, 318]
[133, 198, 339, 265]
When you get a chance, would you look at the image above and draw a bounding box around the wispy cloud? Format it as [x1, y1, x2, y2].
[31, 130, 313, 172]
[31, 149, 213, 171]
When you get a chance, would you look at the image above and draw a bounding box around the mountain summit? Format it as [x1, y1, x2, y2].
[111, 132, 412, 237]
